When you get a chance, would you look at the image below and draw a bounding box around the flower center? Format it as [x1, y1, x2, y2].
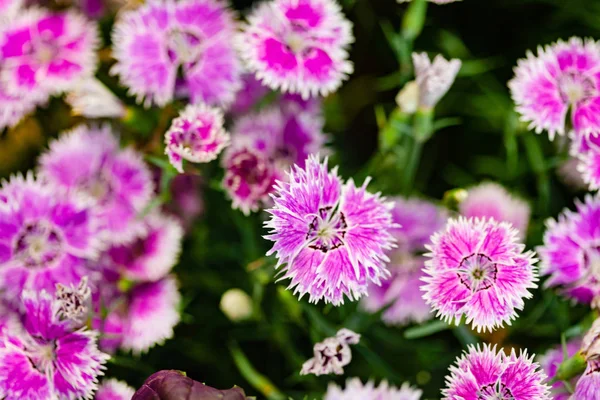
[456, 253, 497, 293]
[558, 72, 596, 105]
[286, 32, 305, 53]
[478, 381, 515, 400]
[229, 150, 271, 185]
[13, 221, 64, 268]
[167, 30, 203, 64]
[306, 206, 347, 253]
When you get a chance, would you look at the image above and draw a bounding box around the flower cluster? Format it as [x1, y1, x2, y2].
[301, 328, 360, 376]
[325, 378, 422, 400]
[265, 156, 396, 305]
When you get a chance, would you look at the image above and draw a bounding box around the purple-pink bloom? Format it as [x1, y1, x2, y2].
[111, 0, 242, 107]
[574, 360, 600, 400]
[459, 182, 531, 238]
[363, 254, 431, 326]
[165, 104, 230, 173]
[442, 344, 551, 400]
[0, 84, 45, 131]
[539, 339, 582, 400]
[237, 0, 354, 99]
[325, 378, 422, 400]
[300, 328, 360, 376]
[39, 125, 154, 243]
[509, 37, 600, 139]
[96, 379, 136, 400]
[0, 174, 103, 305]
[0, 8, 99, 96]
[0, 289, 109, 400]
[265, 156, 396, 305]
[229, 74, 270, 115]
[422, 217, 538, 332]
[538, 194, 600, 304]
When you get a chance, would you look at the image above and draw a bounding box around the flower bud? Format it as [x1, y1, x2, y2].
[220, 289, 253, 322]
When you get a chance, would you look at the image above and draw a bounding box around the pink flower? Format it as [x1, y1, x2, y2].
[39, 125, 155, 243]
[300, 328, 360, 376]
[165, 104, 230, 173]
[229, 73, 270, 115]
[0, 84, 46, 131]
[265, 156, 396, 305]
[538, 194, 600, 304]
[574, 360, 600, 400]
[0, 8, 99, 96]
[539, 339, 582, 400]
[0, 174, 103, 305]
[0, 289, 109, 400]
[509, 37, 600, 139]
[459, 182, 531, 238]
[442, 344, 551, 400]
[237, 0, 354, 99]
[422, 217, 538, 332]
[111, 0, 242, 107]
[362, 254, 431, 326]
[96, 379, 136, 400]
[325, 378, 422, 400]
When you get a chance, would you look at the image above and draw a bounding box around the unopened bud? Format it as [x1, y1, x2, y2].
[220, 289, 253, 322]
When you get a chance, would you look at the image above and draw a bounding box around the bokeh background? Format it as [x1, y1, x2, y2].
[1, 0, 598, 398]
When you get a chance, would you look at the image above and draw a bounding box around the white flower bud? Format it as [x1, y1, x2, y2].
[219, 289, 253, 322]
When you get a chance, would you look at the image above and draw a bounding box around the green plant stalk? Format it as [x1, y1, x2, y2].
[401, 0, 427, 42]
[555, 352, 587, 383]
[402, 108, 434, 193]
[230, 342, 286, 400]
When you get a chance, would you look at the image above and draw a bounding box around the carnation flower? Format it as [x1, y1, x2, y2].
[583, 317, 600, 361]
[539, 339, 582, 400]
[229, 74, 270, 115]
[97, 379, 136, 400]
[574, 360, 600, 400]
[0, 9, 99, 96]
[265, 156, 396, 305]
[66, 78, 126, 119]
[237, 0, 354, 99]
[422, 217, 538, 332]
[459, 182, 531, 238]
[412, 52, 461, 110]
[325, 378, 422, 400]
[0, 174, 102, 304]
[55, 276, 92, 327]
[165, 104, 230, 173]
[39, 125, 154, 243]
[363, 254, 431, 326]
[538, 194, 600, 304]
[0, 288, 109, 400]
[0, 84, 46, 131]
[442, 344, 551, 400]
[0, 0, 22, 19]
[111, 0, 242, 107]
[509, 37, 600, 139]
[301, 328, 360, 376]
[388, 197, 448, 253]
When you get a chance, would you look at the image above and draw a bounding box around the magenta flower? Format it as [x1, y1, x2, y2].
[165, 104, 230, 173]
[105, 212, 183, 282]
[229, 74, 270, 115]
[538, 194, 600, 304]
[574, 360, 600, 399]
[0, 85, 46, 131]
[363, 254, 431, 326]
[460, 182, 531, 238]
[422, 217, 538, 332]
[97, 379, 136, 400]
[509, 37, 600, 139]
[165, 173, 205, 231]
[443, 344, 551, 400]
[265, 156, 396, 305]
[0, 174, 102, 305]
[111, 0, 242, 107]
[0, 289, 109, 400]
[539, 339, 582, 400]
[388, 197, 448, 253]
[237, 0, 354, 99]
[40, 125, 154, 243]
[0, 9, 99, 96]
[325, 378, 422, 400]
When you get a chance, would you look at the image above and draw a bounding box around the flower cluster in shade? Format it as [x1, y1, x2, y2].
[264, 156, 397, 305]
[442, 344, 551, 400]
[223, 94, 328, 215]
[237, 0, 354, 99]
[0, 282, 109, 400]
[325, 378, 422, 400]
[0, 4, 99, 130]
[539, 338, 582, 400]
[538, 194, 600, 304]
[422, 217, 538, 332]
[111, 0, 242, 108]
[363, 197, 447, 326]
[165, 103, 230, 173]
[301, 328, 360, 376]
[459, 182, 531, 238]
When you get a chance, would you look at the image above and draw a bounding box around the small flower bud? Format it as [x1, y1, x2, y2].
[412, 52, 461, 110]
[395, 81, 419, 114]
[220, 289, 253, 322]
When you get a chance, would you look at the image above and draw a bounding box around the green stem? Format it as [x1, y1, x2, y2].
[230, 342, 286, 400]
[402, 108, 434, 193]
[555, 352, 587, 383]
